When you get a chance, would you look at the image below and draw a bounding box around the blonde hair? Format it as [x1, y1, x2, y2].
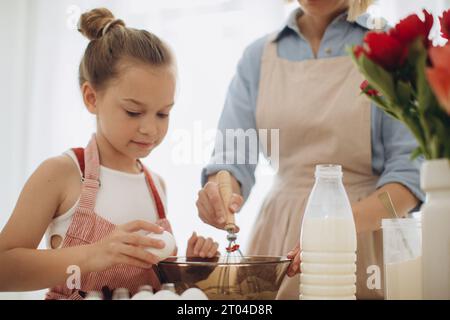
[78, 8, 174, 90]
[347, 0, 374, 21]
[285, 0, 374, 22]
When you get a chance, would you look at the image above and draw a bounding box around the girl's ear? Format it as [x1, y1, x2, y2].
[81, 82, 98, 115]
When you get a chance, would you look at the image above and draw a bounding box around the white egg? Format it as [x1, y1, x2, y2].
[181, 288, 209, 300]
[151, 290, 180, 300]
[145, 231, 176, 260]
[131, 291, 154, 300]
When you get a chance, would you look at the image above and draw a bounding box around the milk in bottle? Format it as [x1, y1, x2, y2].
[300, 165, 357, 300]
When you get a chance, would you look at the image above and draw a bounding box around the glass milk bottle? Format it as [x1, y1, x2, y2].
[300, 165, 357, 300]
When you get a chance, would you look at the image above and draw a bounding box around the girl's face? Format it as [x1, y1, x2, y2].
[298, 0, 348, 18]
[85, 60, 176, 160]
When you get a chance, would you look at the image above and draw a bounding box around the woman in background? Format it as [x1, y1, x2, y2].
[196, 0, 423, 299]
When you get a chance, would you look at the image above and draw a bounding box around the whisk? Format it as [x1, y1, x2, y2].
[216, 170, 245, 295]
[217, 170, 244, 260]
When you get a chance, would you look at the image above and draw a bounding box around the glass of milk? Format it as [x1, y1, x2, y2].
[382, 217, 422, 300]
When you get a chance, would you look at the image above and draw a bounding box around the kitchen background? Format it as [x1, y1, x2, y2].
[0, 0, 449, 299]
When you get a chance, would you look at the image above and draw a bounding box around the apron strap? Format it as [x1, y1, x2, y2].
[83, 134, 101, 182]
[72, 148, 85, 175]
[74, 135, 101, 212]
[139, 161, 167, 220]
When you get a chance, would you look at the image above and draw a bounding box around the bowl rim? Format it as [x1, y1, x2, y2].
[158, 255, 291, 267]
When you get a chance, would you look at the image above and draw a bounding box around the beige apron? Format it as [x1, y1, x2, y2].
[247, 35, 384, 300]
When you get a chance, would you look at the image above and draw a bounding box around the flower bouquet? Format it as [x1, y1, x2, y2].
[350, 9, 450, 300]
[350, 9, 450, 160]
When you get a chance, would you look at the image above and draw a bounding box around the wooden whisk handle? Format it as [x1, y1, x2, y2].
[217, 170, 236, 232]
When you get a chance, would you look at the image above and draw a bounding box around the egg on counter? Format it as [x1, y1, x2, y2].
[145, 231, 176, 260]
[181, 288, 209, 300]
[151, 289, 180, 300]
[131, 291, 155, 300]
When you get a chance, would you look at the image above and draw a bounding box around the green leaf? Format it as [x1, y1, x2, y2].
[410, 146, 423, 160]
[359, 55, 397, 104]
[369, 97, 399, 119]
[396, 80, 412, 108]
[433, 116, 450, 158]
[347, 46, 358, 63]
[412, 39, 434, 112]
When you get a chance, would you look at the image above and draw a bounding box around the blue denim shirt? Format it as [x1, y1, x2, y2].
[202, 8, 424, 203]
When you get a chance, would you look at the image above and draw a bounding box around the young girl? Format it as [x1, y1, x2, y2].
[0, 8, 218, 299]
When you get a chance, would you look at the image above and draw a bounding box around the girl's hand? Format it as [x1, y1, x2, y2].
[86, 220, 166, 272]
[196, 175, 244, 231]
[286, 241, 301, 277]
[186, 232, 220, 258]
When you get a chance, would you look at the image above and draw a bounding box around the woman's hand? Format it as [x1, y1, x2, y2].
[286, 241, 301, 277]
[186, 232, 220, 258]
[196, 173, 244, 231]
[86, 220, 166, 272]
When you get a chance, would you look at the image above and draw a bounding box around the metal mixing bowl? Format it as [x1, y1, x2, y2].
[156, 256, 291, 300]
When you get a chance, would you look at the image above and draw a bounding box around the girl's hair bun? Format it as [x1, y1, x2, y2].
[78, 7, 174, 90]
[78, 8, 126, 41]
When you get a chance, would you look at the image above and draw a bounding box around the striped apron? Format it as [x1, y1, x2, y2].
[46, 134, 172, 300]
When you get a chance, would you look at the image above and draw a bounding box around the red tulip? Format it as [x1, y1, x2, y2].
[440, 9, 450, 39]
[390, 9, 434, 47]
[427, 45, 450, 115]
[360, 80, 380, 97]
[363, 32, 408, 71]
[353, 45, 365, 59]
